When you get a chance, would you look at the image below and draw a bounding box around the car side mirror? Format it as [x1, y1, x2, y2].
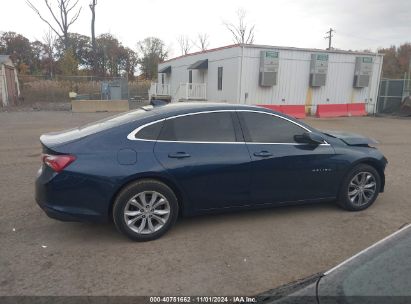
[294, 132, 325, 145]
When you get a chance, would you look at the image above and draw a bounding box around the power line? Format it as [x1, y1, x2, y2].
[324, 28, 335, 50]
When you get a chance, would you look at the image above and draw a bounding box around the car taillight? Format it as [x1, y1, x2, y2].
[42, 154, 76, 173]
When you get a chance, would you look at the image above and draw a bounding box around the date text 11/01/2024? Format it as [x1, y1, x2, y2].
[149, 296, 257, 303]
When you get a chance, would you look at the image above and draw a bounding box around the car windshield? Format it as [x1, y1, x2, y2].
[318, 225, 411, 298]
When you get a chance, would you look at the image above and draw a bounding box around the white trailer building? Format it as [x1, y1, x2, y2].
[153, 44, 383, 116]
[0, 55, 20, 107]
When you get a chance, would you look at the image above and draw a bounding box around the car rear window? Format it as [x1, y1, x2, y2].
[78, 108, 153, 132]
[158, 112, 236, 142]
[136, 120, 164, 140]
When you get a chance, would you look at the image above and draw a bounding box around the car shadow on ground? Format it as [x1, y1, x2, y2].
[59, 200, 339, 243]
[174, 200, 338, 228]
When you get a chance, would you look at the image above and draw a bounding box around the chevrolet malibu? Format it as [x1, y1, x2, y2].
[35, 103, 387, 241]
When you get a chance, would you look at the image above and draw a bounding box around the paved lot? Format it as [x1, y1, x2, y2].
[0, 111, 410, 296]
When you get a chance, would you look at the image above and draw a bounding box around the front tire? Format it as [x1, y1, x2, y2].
[113, 179, 179, 241]
[337, 164, 381, 211]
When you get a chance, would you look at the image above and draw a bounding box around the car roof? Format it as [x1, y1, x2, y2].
[148, 102, 267, 115]
[144, 102, 314, 129]
[42, 102, 308, 148]
[135, 102, 314, 132]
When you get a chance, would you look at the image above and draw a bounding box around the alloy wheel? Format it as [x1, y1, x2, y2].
[124, 191, 170, 235]
[348, 171, 377, 206]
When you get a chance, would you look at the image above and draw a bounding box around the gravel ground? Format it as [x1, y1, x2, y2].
[0, 111, 410, 296]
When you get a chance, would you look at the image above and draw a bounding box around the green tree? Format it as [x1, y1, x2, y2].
[56, 33, 92, 69]
[379, 46, 401, 78]
[378, 43, 411, 78]
[30, 40, 47, 74]
[95, 33, 138, 77]
[118, 47, 138, 80]
[137, 37, 168, 80]
[58, 49, 78, 75]
[0, 32, 34, 73]
[397, 43, 411, 76]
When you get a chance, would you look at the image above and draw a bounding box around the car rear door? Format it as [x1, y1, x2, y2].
[153, 111, 251, 212]
[237, 110, 338, 204]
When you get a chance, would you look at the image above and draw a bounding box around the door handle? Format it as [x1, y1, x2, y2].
[168, 152, 191, 159]
[253, 151, 273, 158]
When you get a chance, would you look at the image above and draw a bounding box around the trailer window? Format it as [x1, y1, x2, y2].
[218, 67, 223, 91]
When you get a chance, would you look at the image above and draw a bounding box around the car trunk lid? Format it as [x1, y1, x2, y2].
[40, 128, 91, 149]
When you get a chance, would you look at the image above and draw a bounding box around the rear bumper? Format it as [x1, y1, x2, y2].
[35, 167, 110, 223]
[36, 202, 84, 222]
[35, 189, 107, 223]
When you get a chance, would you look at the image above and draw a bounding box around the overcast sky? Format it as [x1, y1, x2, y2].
[1, 0, 410, 58]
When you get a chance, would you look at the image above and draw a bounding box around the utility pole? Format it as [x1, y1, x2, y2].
[324, 28, 334, 50]
[89, 0, 97, 74]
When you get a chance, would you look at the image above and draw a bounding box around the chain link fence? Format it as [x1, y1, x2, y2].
[377, 78, 411, 114]
[18, 75, 150, 105]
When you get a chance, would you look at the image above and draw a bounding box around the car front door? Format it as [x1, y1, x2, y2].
[237, 110, 338, 204]
[153, 111, 251, 213]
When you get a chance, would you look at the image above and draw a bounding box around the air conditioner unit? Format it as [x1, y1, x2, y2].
[259, 50, 279, 87]
[354, 57, 373, 88]
[309, 54, 328, 87]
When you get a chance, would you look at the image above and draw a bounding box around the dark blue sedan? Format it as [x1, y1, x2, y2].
[36, 103, 387, 241]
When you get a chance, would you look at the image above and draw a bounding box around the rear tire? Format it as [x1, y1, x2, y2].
[337, 164, 381, 211]
[113, 179, 179, 241]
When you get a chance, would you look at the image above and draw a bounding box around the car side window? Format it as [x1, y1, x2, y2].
[136, 120, 164, 140]
[158, 112, 236, 142]
[239, 112, 306, 143]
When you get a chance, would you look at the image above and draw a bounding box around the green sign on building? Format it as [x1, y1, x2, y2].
[317, 54, 329, 61]
[266, 51, 279, 59]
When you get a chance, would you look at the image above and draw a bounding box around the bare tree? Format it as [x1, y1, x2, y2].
[177, 35, 192, 55]
[194, 33, 210, 51]
[42, 28, 57, 77]
[89, 0, 98, 71]
[26, 0, 82, 50]
[224, 9, 255, 44]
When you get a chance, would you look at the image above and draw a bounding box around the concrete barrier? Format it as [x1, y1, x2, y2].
[71, 100, 129, 113]
[347, 103, 367, 116]
[280, 105, 306, 119]
[316, 104, 348, 118]
[258, 105, 282, 112]
[261, 103, 367, 118]
[258, 104, 306, 119]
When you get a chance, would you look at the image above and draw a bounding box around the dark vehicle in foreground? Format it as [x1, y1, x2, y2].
[36, 103, 387, 241]
[257, 224, 411, 304]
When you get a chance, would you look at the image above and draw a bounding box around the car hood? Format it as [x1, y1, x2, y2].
[321, 130, 378, 146]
